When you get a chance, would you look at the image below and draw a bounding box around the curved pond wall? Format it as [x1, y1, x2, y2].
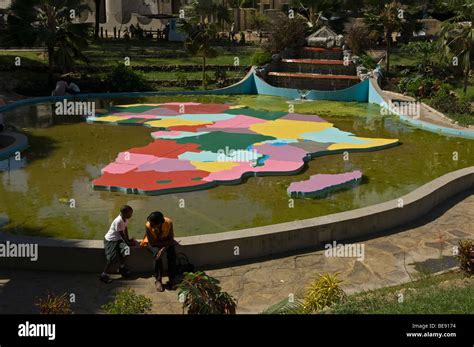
[0, 67, 370, 114]
[0, 132, 28, 161]
[1, 166, 472, 272]
[368, 77, 474, 140]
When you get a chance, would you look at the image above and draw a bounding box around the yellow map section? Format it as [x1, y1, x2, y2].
[145, 118, 213, 128]
[249, 119, 332, 139]
[328, 138, 398, 150]
[191, 161, 240, 172]
[90, 115, 128, 123]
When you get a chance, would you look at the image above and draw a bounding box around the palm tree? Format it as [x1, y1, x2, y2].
[439, 0, 473, 94]
[292, 0, 341, 29]
[181, 20, 218, 89]
[6, 0, 90, 78]
[185, 0, 231, 30]
[93, 0, 102, 39]
[365, 1, 403, 75]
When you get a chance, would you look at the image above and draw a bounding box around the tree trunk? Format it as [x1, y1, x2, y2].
[385, 31, 391, 75]
[464, 67, 469, 94]
[202, 55, 206, 90]
[47, 45, 55, 87]
[94, 0, 101, 39]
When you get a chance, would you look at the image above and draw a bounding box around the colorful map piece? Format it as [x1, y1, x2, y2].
[288, 171, 363, 198]
[90, 103, 398, 195]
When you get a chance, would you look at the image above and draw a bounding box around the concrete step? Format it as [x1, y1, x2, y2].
[266, 71, 360, 91]
[295, 47, 344, 60]
[277, 59, 356, 75]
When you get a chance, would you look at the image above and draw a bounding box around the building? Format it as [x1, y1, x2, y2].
[0, 0, 12, 10]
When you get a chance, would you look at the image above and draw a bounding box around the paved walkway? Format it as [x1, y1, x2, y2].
[0, 190, 473, 314]
[380, 89, 474, 130]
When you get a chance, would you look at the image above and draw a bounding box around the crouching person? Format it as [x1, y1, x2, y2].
[140, 211, 179, 292]
[100, 205, 136, 283]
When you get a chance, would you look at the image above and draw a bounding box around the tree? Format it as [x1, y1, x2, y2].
[6, 0, 90, 78]
[439, 0, 473, 94]
[264, 12, 308, 53]
[181, 20, 218, 90]
[365, 1, 403, 75]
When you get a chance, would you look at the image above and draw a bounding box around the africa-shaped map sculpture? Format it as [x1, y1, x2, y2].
[87, 103, 398, 195]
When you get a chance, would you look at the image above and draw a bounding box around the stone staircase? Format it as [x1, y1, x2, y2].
[264, 46, 361, 91]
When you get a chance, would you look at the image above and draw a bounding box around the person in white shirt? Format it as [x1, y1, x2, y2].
[100, 205, 137, 283]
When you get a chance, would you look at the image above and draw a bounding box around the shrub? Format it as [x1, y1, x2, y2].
[106, 64, 148, 92]
[35, 293, 73, 314]
[177, 271, 237, 314]
[303, 273, 347, 313]
[250, 50, 272, 66]
[239, 32, 246, 44]
[398, 75, 441, 99]
[175, 72, 189, 87]
[214, 69, 228, 88]
[457, 239, 474, 276]
[430, 85, 473, 126]
[358, 53, 377, 70]
[102, 289, 152, 314]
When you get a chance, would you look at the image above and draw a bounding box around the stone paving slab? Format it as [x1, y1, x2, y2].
[0, 191, 472, 314]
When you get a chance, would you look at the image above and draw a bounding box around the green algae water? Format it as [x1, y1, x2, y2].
[1, 95, 473, 239]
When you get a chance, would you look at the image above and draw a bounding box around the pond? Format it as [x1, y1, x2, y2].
[1, 94, 473, 240]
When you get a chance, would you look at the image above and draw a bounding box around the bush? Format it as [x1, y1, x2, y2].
[358, 53, 377, 70]
[102, 289, 152, 314]
[303, 273, 346, 313]
[430, 85, 473, 126]
[239, 32, 246, 44]
[175, 72, 189, 87]
[35, 293, 73, 314]
[457, 239, 474, 276]
[214, 69, 228, 88]
[106, 64, 148, 92]
[398, 75, 441, 99]
[177, 271, 237, 314]
[250, 50, 272, 66]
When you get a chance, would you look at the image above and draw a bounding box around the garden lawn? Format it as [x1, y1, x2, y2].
[329, 271, 474, 314]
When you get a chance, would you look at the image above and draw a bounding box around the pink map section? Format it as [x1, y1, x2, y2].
[288, 170, 363, 198]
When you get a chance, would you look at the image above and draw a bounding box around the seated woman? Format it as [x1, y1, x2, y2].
[140, 211, 179, 292]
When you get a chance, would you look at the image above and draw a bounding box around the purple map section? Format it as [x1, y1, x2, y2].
[254, 143, 308, 162]
[288, 170, 362, 195]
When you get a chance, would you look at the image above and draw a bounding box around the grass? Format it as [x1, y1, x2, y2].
[389, 49, 424, 67]
[329, 271, 474, 314]
[452, 81, 474, 102]
[0, 42, 257, 66]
